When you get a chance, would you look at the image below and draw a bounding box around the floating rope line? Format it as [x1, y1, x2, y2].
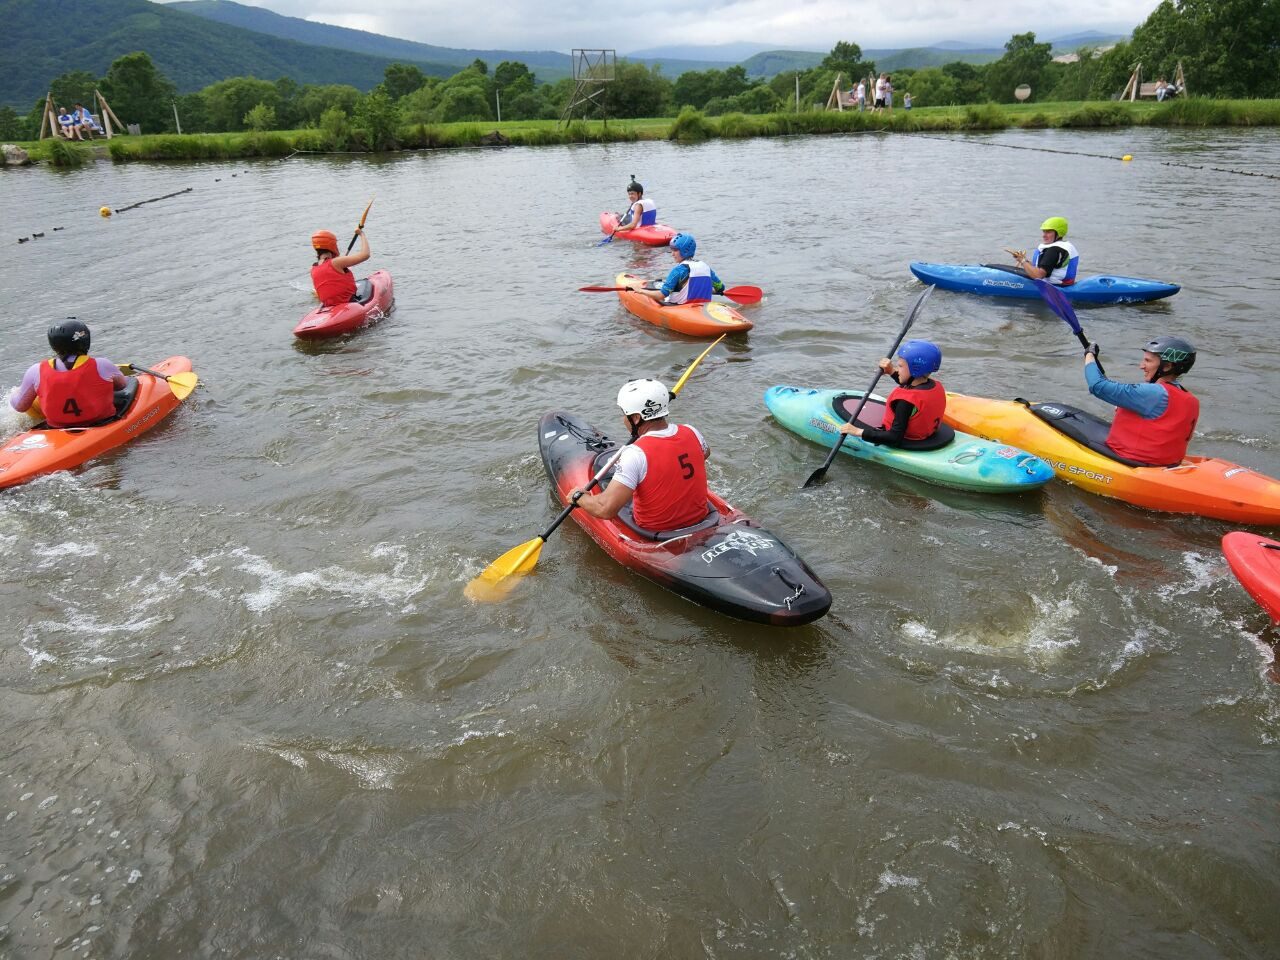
[113, 186, 194, 213]
[916, 134, 1280, 181]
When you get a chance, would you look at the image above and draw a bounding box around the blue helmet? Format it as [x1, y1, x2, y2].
[669, 233, 696, 258]
[898, 339, 942, 378]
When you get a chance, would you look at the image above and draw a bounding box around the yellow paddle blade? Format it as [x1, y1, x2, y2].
[464, 537, 544, 602]
[166, 371, 199, 401]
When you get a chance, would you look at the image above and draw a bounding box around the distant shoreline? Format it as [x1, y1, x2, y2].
[11, 99, 1279, 167]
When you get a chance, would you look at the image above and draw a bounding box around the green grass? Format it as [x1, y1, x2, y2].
[10, 99, 1280, 164]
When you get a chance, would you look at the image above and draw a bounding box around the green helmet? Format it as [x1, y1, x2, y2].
[1040, 216, 1068, 238]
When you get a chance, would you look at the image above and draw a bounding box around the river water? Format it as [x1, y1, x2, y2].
[2, 128, 1278, 958]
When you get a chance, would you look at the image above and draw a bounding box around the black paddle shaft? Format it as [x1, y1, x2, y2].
[803, 285, 935, 488]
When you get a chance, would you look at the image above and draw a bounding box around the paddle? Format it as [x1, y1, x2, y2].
[801, 284, 935, 488]
[344, 197, 375, 255]
[597, 229, 617, 247]
[1031, 278, 1105, 375]
[128, 364, 198, 400]
[466, 334, 727, 602]
[578, 284, 763, 305]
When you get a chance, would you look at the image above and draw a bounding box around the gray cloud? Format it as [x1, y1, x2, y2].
[163, 0, 1152, 52]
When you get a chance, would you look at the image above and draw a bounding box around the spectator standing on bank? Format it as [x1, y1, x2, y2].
[884, 75, 894, 112]
[903, 92, 913, 110]
[855, 80, 866, 112]
[873, 74, 886, 111]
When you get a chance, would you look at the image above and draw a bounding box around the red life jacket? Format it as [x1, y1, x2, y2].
[36, 356, 116, 427]
[883, 378, 946, 440]
[631, 425, 709, 531]
[311, 258, 356, 307]
[1106, 381, 1199, 465]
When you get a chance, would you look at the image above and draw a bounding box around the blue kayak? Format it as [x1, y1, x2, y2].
[909, 262, 1179, 304]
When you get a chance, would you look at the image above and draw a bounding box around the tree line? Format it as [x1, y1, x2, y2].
[1, 1, 1274, 143]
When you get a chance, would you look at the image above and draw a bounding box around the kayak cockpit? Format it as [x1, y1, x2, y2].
[1019, 399, 1183, 468]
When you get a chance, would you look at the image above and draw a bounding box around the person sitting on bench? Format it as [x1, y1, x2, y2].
[74, 103, 104, 136]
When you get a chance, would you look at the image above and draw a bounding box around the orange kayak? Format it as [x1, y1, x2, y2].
[614, 272, 752, 338]
[943, 393, 1280, 525]
[0, 357, 195, 489]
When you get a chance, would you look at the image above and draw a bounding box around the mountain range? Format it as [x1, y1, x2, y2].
[0, 0, 1130, 109]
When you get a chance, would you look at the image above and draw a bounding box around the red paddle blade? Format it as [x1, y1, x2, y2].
[578, 286, 628, 293]
[723, 285, 762, 304]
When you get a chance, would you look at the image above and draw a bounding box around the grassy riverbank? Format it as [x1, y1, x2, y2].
[13, 98, 1280, 165]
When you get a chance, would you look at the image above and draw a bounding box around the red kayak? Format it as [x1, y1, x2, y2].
[599, 212, 676, 247]
[1222, 532, 1280, 622]
[294, 270, 394, 339]
[539, 411, 831, 625]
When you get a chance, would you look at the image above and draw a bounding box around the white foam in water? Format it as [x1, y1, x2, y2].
[899, 589, 1081, 664]
[875, 870, 921, 892]
[1156, 550, 1226, 601]
[233, 544, 429, 614]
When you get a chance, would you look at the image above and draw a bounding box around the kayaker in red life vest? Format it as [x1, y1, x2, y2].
[838, 340, 946, 446]
[1085, 335, 1199, 465]
[571, 378, 711, 532]
[310, 227, 370, 307]
[9, 320, 127, 428]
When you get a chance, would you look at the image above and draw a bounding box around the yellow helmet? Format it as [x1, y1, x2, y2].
[1040, 216, 1068, 238]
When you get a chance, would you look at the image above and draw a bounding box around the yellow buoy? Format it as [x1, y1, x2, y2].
[1121, 155, 1133, 162]
[99, 206, 112, 217]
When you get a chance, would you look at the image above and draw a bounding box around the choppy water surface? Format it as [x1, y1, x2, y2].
[2, 128, 1278, 958]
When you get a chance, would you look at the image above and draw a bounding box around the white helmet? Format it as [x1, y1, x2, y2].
[616, 378, 669, 421]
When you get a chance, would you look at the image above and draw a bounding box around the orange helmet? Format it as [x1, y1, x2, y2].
[311, 230, 339, 254]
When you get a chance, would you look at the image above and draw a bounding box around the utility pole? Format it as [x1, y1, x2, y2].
[795, 74, 800, 112]
[172, 99, 182, 134]
[496, 89, 501, 123]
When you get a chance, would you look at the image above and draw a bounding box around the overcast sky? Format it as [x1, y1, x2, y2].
[166, 0, 1156, 51]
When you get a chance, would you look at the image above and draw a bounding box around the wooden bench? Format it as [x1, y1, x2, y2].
[1138, 82, 1179, 99]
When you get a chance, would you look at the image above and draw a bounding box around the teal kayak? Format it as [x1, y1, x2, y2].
[764, 385, 1054, 493]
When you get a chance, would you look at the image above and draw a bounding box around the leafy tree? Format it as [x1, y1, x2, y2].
[672, 65, 752, 110]
[1087, 41, 1137, 100]
[203, 77, 279, 131]
[398, 82, 441, 124]
[320, 105, 352, 148]
[902, 68, 958, 106]
[983, 33, 1053, 102]
[942, 61, 987, 103]
[470, 58, 489, 75]
[174, 91, 209, 133]
[493, 61, 535, 95]
[99, 52, 177, 134]
[297, 84, 361, 125]
[244, 102, 277, 131]
[821, 41, 875, 83]
[601, 62, 671, 119]
[501, 90, 542, 120]
[382, 62, 427, 101]
[1046, 48, 1105, 101]
[0, 106, 23, 139]
[434, 85, 492, 123]
[273, 76, 301, 128]
[49, 71, 98, 114]
[354, 90, 400, 149]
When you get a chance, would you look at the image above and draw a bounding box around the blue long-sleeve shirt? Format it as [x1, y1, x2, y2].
[1084, 362, 1173, 419]
[660, 263, 724, 298]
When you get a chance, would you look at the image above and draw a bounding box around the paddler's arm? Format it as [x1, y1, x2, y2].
[636, 264, 688, 303]
[614, 203, 639, 232]
[709, 267, 725, 296]
[1084, 356, 1169, 418]
[572, 478, 632, 519]
[9, 363, 41, 412]
[331, 228, 369, 271]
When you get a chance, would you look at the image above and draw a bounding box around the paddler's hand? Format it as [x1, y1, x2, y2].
[117, 362, 134, 375]
[838, 422, 864, 437]
[877, 358, 893, 374]
[1084, 342, 1100, 364]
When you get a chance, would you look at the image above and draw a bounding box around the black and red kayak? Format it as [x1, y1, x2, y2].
[539, 411, 831, 626]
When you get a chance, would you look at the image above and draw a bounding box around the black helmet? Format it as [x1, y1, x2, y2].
[48, 318, 91, 357]
[1144, 335, 1195, 376]
[627, 173, 643, 194]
